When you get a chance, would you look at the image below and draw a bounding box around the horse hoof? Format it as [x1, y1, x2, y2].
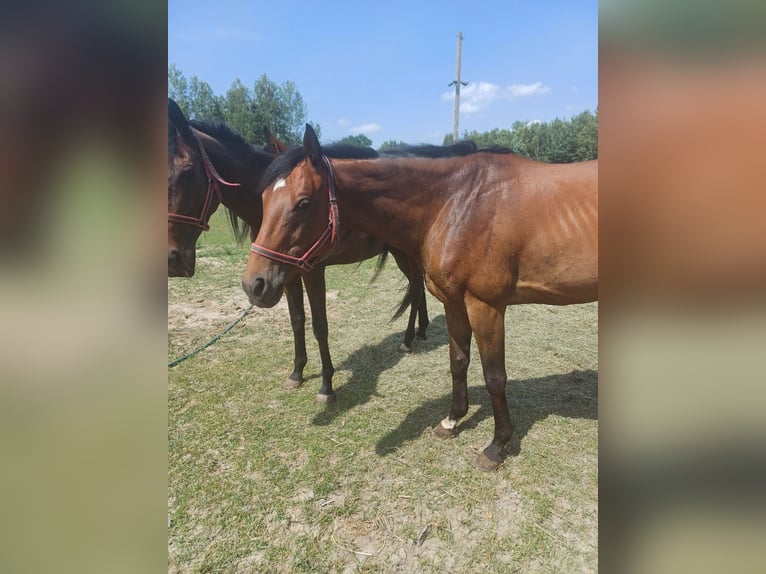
[432, 424, 457, 439]
[399, 343, 413, 353]
[284, 378, 303, 389]
[315, 393, 336, 404]
[475, 451, 503, 472]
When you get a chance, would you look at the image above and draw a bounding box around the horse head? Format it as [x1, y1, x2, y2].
[242, 124, 335, 307]
[167, 98, 212, 277]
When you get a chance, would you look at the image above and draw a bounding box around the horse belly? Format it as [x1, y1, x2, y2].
[513, 190, 598, 304]
[325, 232, 385, 265]
[513, 248, 598, 305]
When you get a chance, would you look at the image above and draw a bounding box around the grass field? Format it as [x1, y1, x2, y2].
[168, 211, 598, 573]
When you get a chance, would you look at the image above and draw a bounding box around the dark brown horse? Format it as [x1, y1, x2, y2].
[168, 100, 429, 401]
[242, 124, 598, 470]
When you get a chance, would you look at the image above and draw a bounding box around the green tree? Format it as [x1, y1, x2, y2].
[249, 75, 309, 145]
[336, 134, 373, 147]
[571, 110, 598, 161]
[188, 76, 225, 121]
[222, 78, 258, 143]
[168, 66, 318, 145]
[442, 109, 598, 163]
[276, 80, 309, 144]
[546, 119, 576, 163]
[168, 63, 190, 114]
[379, 140, 409, 151]
[168, 65, 224, 121]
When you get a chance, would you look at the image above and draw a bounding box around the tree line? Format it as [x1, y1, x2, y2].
[168, 64, 318, 146]
[169, 64, 597, 162]
[444, 110, 598, 163]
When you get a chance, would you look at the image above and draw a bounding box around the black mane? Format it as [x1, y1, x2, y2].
[189, 119, 250, 152]
[168, 98, 191, 161]
[256, 139, 516, 195]
[257, 144, 379, 195]
[477, 145, 516, 154]
[168, 120, 178, 162]
[380, 140, 478, 158]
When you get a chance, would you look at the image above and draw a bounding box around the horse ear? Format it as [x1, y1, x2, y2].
[303, 124, 322, 165]
[168, 98, 192, 139]
[264, 127, 288, 157]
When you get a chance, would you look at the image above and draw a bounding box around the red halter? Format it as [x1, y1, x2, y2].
[168, 130, 241, 231]
[250, 156, 339, 273]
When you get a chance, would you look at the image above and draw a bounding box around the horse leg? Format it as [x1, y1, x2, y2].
[401, 288, 420, 353]
[415, 271, 429, 340]
[390, 250, 427, 352]
[433, 302, 472, 439]
[303, 267, 336, 403]
[465, 295, 512, 471]
[284, 277, 307, 389]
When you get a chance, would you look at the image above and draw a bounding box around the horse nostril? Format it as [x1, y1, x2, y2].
[168, 249, 179, 266]
[250, 277, 267, 298]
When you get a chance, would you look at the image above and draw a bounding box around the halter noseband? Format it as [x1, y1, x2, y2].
[250, 156, 339, 273]
[168, 130, 241, 231]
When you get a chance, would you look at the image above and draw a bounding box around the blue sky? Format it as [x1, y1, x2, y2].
[169, 0, 597, 146]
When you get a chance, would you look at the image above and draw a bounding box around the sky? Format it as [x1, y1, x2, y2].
[168, 0, 597, 147]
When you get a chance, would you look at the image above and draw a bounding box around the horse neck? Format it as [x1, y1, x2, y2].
[197, 133, 270, 226]
[334, 159, 450, 256]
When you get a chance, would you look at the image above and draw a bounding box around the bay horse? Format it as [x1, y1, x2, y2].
[242, 124, 598, 470]
[167, 100, 429, 401]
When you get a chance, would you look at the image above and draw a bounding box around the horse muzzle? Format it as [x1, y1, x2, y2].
[168, 247, 195, 277]
[241, 271, 284, 308]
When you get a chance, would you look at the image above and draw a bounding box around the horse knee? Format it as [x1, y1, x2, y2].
[485, 374, 507, 396]
[450, 355, 469, 377]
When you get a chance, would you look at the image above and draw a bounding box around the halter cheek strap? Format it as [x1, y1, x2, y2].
[250, 155, 339, 273]
[167, 130, 241, 231]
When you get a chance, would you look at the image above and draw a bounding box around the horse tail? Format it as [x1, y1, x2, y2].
[369, 246, 389, 283]
[391, 277, 414, 322]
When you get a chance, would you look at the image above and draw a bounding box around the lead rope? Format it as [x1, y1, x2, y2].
[168, 304, 253, 368]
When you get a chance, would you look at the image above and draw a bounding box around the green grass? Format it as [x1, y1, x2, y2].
[169, 210, 598, 573]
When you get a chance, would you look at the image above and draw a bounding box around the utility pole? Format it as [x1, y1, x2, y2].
[448, 32, 467, 142]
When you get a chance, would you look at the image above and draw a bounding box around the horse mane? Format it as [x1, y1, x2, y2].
[187, 120, 279, 244]
[381, 141, 517, 157]
[477, 145, 517, 154]
[380, 140, 479, 158]
[323, 144, 380, 160]
[168, 99, 191, 162]
[168, 119, 178, 162]
[225, 208, 250, 244]
[189, 119, 251, 152]
[257, 144, 379, 195]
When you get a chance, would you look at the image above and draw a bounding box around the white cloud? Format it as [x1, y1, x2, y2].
[506, 82, 551, 97]
[569, 85, 579, 93]
[442, 80, 551, 115]
[337, 118, 351, 127]
[349, 123, 381, 135]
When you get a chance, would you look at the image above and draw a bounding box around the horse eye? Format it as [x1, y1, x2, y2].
[295, 198, 311, 210]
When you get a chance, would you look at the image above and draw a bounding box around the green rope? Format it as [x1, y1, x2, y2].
[168, 304, 254, 368]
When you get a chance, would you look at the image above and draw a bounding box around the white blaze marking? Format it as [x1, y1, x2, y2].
[273, 178, 287, 191]
[440, 416, 457, 430]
